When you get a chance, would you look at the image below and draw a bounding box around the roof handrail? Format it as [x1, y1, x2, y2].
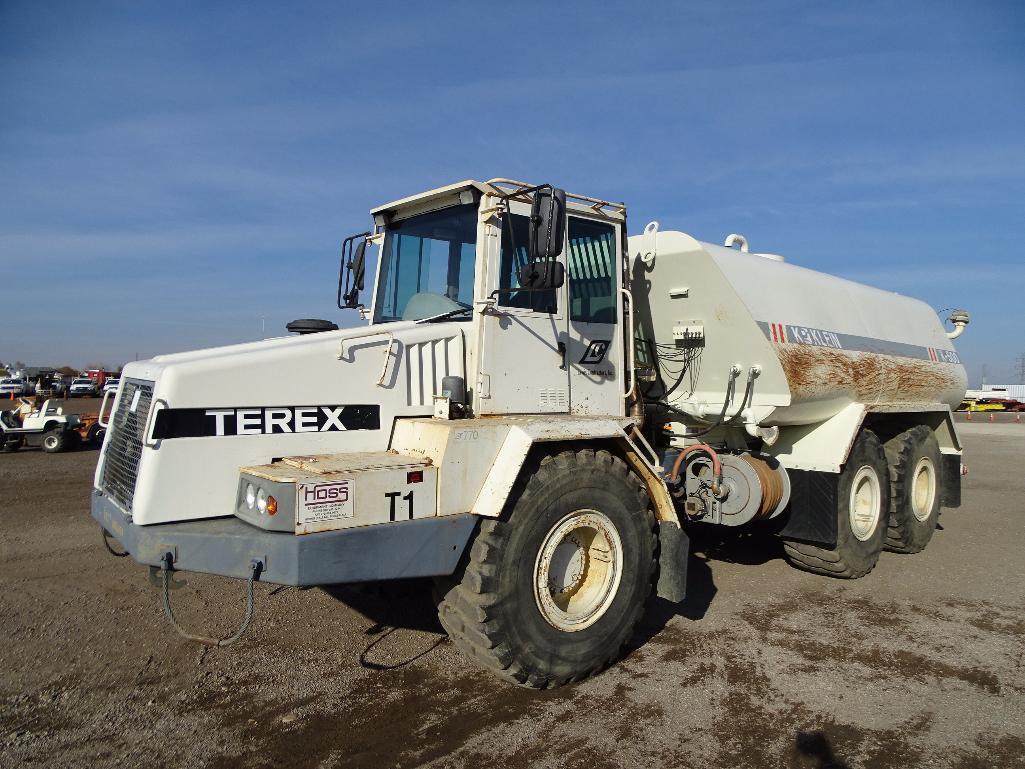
[484, 178, 627, 216]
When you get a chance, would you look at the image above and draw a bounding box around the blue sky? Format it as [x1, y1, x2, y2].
[1, 1, 1022, 386]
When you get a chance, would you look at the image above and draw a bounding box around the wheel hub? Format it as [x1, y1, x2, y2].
[911, 457, 936, 522]
[849, 465, 881, 541]
[534, 510, 623, 632]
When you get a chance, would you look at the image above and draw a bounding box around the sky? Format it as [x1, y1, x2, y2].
[1, 0, 1023, 386]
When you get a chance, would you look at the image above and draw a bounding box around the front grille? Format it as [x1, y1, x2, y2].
[100, 379, 154, 513]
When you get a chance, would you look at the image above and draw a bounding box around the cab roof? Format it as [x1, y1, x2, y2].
[370, 178, 627, 221]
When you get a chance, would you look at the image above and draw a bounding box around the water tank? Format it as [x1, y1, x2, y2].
[630, 229, 967, 428]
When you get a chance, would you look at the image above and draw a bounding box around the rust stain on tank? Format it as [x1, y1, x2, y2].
[776, 345, 963, 404]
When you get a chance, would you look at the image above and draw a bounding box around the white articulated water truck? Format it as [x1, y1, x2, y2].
[94, 179, 969, 686]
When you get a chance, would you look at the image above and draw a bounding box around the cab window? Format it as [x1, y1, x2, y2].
[375, 203, 477, 322]
[568, 217, 617, 324]
[497, 213, 557, 313]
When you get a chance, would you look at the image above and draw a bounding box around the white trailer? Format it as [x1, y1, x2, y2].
[94, 179, 969, 686]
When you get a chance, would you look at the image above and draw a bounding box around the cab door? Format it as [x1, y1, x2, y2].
[475, 200, 570, 414]
[565, 215, 625, 417]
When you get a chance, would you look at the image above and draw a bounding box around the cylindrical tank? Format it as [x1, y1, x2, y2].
[629, 228, 967, 428]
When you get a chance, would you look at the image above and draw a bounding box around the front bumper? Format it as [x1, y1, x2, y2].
[92, 490, 477, 586]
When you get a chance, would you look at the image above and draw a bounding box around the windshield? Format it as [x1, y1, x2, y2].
[374, 203, 477, 322]
[73, 379, 91, 385]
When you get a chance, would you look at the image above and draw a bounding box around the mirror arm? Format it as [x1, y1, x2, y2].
[488, 285, 560, 300]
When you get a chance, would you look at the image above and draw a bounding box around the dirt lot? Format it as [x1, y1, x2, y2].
[2, 402, 1024, 769]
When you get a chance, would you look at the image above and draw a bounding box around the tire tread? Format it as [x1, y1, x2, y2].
[782, 430, 886, 579]
[436, 448, 656, 688]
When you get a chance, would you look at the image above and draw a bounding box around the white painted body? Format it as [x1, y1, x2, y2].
[96, 321, 465, 524]
[94, 179, 966, 530]
[631, 228, 967, 427]
[630, 228, 967, 470]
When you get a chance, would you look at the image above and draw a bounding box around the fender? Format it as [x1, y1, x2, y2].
[389, 414, 679, 525]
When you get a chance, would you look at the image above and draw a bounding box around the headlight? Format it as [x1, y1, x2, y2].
[245, 483, 256, 509]
[256, 488, 268, 514]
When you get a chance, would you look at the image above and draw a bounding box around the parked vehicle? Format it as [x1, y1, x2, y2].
[32, 371, 64, 398]
[981, 398, 1023, 411]
[95, 177, 970, 687]
[967, 399, 1006, 412]
[1, 398, 82, 452]
[0, 378, 28, 397]
[69, 378, 99, 397]
[84, 369, 111, 390]
[102, 378, 121, 395]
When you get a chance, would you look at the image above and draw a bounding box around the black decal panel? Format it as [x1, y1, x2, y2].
[580, 339, 611, 365]
[151, 405, 381, 439]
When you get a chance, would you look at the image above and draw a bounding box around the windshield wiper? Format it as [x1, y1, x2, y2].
[416, 306, 474, 324]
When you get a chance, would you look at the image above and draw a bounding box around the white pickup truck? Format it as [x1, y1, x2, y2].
[0, 378, 28, 397]
[69, 377, 99, 397]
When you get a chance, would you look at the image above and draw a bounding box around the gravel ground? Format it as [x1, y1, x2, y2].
[1, 402, 1023, 769]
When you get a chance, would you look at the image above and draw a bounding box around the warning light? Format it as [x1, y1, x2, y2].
[267, 496, 278, 515]
[407, 470, 424, 484]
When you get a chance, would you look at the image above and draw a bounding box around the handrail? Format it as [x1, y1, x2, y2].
[144, 398, 168, 448]
[484, 178, 627, 216]
[377, 337, 398, 386]
[337, 328, 394, 360]
[620, 287, 636, 401]
[97, 390, 114, 428]
[338, 326, 469, 388]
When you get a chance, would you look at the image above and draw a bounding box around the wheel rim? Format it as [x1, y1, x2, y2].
[44, 435, 57, 449]
[911, 457, 936, 522]
[533, 510, 623, 632]
[849, 465, 881, 541]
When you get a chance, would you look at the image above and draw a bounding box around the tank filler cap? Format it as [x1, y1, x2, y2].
[946, 309, 970, 340]
[725, 234, 786, 262]
[724, 233, 749, 252]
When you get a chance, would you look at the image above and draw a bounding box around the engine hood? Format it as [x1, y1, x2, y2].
[95, 321, 467, 525]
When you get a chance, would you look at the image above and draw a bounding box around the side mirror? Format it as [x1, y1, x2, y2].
[338, 233, 370, 309]
[516, 259, 565, 291]
[528, 186, 566, 262]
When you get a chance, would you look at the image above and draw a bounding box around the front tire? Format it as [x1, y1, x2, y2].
[783, 429, 890, 579]
[41, 428, 67, 453]
[435, 448, 656, 688]
[884, 425, 942, 553]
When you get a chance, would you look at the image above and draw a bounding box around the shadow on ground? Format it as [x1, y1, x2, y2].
[320, 526, 789, 666]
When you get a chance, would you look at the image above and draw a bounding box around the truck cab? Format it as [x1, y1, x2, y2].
[357, 179, 630, 418]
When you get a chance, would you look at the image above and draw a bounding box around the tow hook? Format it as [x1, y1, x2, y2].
[159, 552, 263, 647]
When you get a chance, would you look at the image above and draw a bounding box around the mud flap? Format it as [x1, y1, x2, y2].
[941, 453, 962, 508]
[656, 523, 689, 603]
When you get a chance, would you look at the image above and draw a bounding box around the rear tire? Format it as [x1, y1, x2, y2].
[1, 437, 23, 453]
[783, 429, 889, 579]
[434, 448, 657, 688]
[41, 428, 67, 453]
[86, 423, 105, 446]
[884, 425, 942, 553]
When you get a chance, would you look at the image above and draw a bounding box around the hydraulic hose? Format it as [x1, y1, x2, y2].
[669, 443, 723, 496]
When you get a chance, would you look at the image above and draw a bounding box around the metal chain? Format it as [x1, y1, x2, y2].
[160, 556, 258, 647]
